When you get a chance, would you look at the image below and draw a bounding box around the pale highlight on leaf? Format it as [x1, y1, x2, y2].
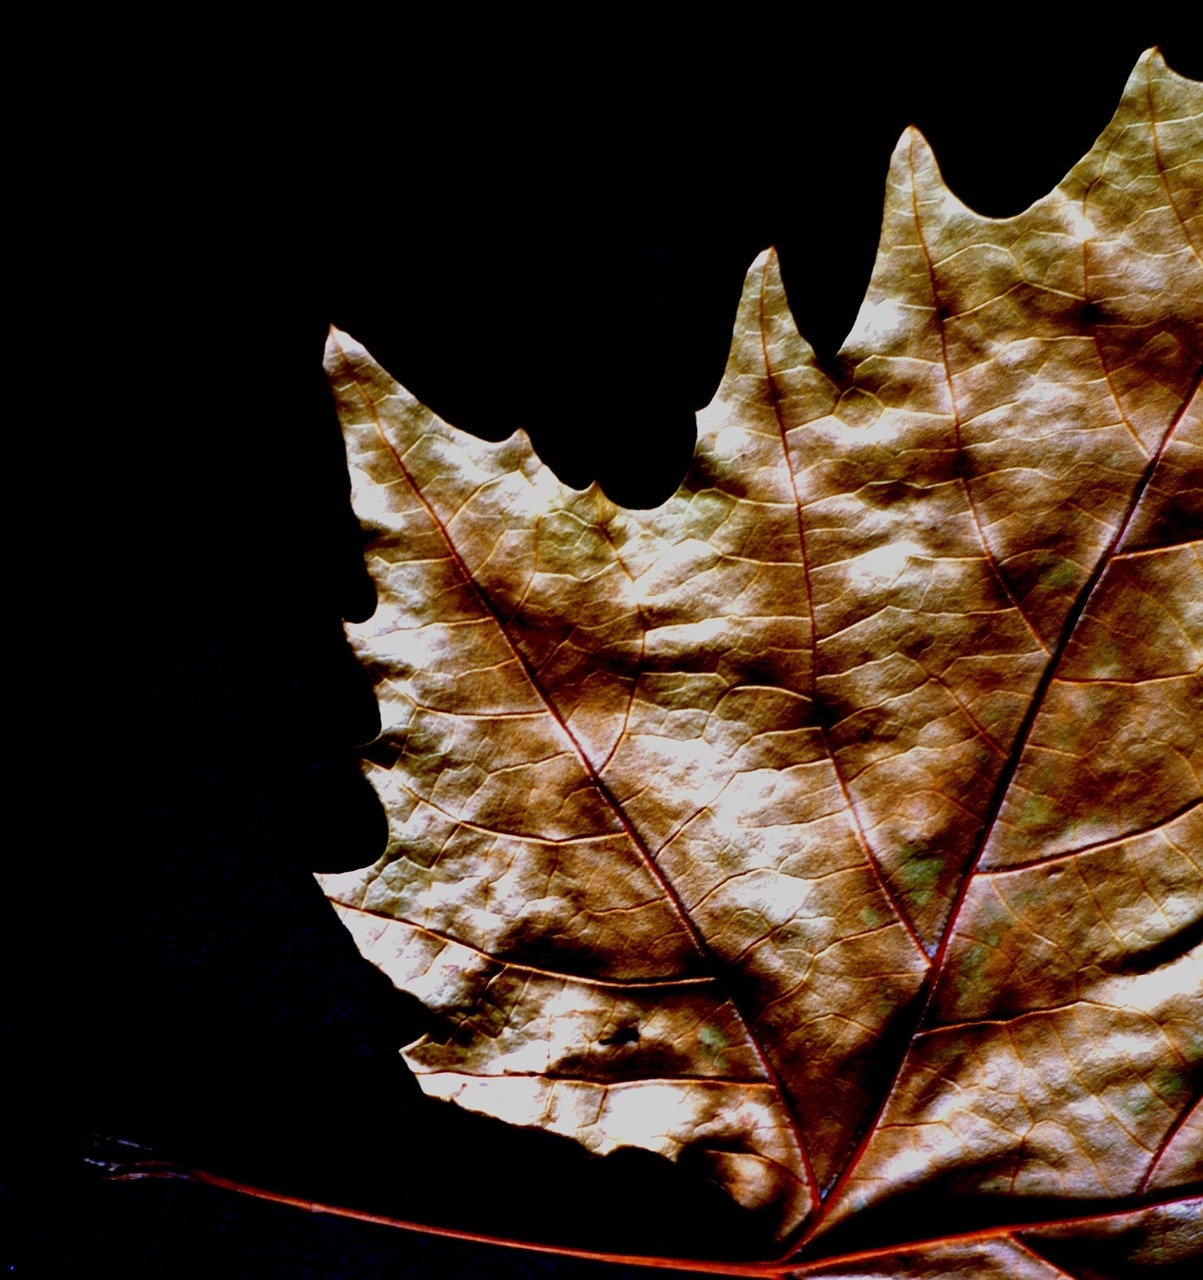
[318, 50, 1201, 1253]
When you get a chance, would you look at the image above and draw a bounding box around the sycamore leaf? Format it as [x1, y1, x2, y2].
[316, 50, 1201, 1272]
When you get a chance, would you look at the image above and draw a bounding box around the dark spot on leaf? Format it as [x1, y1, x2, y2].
[599, 1026, 640, 1047]
[740, 663, 782, 689]
[1103, 912, 1203, 976]
[861, 479, 916, 509]
[1078, 299, 1106, 328]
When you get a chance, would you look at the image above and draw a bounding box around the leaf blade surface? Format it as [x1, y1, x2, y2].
[317, 49, 1202, 1263]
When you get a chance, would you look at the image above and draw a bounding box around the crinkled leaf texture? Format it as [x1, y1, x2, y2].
[318, 51, 1202, 1275]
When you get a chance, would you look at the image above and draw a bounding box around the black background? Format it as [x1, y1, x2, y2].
[11, 21, 1201, 1279]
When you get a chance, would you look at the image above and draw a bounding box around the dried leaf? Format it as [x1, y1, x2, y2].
[317, 50, 1201, 1272]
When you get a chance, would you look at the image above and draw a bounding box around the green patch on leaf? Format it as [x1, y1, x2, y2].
[699, 1025, 728, 1055]
[1149, 1063, 1193, 1107]
[1012, 884, 1047, 910]
[1091, 640, 1125, 678]
[1038, 554, 1080, 592]
[956, 941, 991, 996]
[899, 850, 942, 889]
[1019, 793, 1057, 830]
[897, 847, 945, 911]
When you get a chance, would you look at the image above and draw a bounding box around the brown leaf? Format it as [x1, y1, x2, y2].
[317, 50, 1201, 1271]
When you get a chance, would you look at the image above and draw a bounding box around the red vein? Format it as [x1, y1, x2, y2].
[914, 997, 1112, 1039]
[422, 1070, 777, 1088]
[980, 796, 1202, 874]
[1115, 541, 1203, 560]
[333, 334, 819, 1209]
[1009, 1236, 1088, 1280]
[176, 1166, 788, 1277]
[756, 261, 929, 969]
[332, 899, 717, 989]
[787, 1189, 1203, 1272]
[1140, 1083, 1203, 1192]
[916, 663, 1008, 756]
[595, 521, 647, 775]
